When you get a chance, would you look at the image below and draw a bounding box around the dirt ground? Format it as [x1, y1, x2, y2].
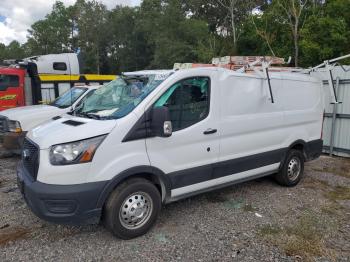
[0, 155, 349, 261]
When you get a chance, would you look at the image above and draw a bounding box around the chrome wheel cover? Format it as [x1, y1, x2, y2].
[287, 157, 301, 181]
[119, 192, 153, 229]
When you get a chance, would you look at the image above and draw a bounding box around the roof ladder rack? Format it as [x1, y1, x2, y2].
[309, 53, 350, 104]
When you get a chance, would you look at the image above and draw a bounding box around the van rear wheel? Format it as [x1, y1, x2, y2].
[103, 178, 161, 239]
[275, 149, 304, 187]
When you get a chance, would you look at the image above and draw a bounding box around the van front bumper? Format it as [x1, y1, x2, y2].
[17, 162, 108, 225]
[0, 131, 26, 154]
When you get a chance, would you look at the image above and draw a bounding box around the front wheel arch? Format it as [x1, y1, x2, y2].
[96, 166, 171, 209]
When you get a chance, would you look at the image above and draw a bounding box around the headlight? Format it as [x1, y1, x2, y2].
[8, 120, 22, 133]
[49, 135, 106, 165]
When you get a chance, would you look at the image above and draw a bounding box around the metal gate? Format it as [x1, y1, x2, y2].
[311, 65, 350, 157]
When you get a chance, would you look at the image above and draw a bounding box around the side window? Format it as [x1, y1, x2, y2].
[53, 62, 67, 71]
[155, 77, 210, 131]
[0, 74, 19, 91]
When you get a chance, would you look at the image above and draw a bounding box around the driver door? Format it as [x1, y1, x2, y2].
[146, 76, 220, 198]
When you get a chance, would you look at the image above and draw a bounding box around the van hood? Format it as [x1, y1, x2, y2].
[27, 115, 117, 149]
[0, 105, 64, 131]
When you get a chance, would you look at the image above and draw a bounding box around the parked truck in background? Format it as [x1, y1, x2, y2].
[0, 53, 116, 111]
[0, 85, 101, 154]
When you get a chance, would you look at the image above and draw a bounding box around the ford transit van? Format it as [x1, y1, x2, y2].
[17, 68, 324, 239]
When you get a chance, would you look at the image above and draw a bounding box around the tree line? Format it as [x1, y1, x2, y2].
[0, 0, 349, 74]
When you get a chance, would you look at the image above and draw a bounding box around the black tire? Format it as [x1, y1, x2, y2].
[103, 178, 161, 239]
[275, 149, 305, 187]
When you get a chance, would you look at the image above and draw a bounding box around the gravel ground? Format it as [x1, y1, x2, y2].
[0, 155, 349, 261]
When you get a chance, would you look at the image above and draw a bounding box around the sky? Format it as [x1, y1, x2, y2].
[0, 0, 140, 45]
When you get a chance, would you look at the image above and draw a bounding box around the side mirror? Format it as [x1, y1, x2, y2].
[151, 106, 172, 137]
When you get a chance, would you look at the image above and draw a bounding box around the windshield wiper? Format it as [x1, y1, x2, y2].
[73, 112, 104, 120]
[86, 113, 101, 120]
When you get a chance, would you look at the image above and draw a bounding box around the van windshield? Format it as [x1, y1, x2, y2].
[51, 87, 88, 109]
[73, 74, 169, 120]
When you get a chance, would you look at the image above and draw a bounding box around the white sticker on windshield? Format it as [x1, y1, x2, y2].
[154, 73, 170, 81]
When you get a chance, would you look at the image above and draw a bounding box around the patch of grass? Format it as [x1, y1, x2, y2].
[283, 235, 326, 258]
[154, 233, 168, 243]
[258, 211, 336, 260]
[325, 186, 350, 201]
[242, 203, 255, 212]
[258, 225, 282, 236]
[321, 203, 344, 216]
[323, 166, 350, 179]
[223, 199, 243, 209]
[302, 177, 330, 190]
[310, 158, 350, 179]
[0, 227, 31, 246]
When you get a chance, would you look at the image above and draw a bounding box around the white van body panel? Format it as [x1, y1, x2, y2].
[24, 67, 324, 194]
[87, 113, 150, 183]
[37, 149, 93, 185]
[28, 115, 116, 149]
[280, 74, 324, 147]
[218, 71, 285, 163]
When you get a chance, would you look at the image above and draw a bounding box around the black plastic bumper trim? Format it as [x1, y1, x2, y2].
[17, 162, 108, 225]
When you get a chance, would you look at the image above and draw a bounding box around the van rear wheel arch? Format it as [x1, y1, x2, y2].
[288, 140, 307, 159]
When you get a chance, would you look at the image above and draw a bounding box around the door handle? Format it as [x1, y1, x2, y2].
[203, 128, 217, 135]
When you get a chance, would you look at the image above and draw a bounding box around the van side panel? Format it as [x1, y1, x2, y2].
[218, 74, 286, 165]
[169, 73, 288, 199]
[86, 113, 151, 184]
[280, 76, 323, 148]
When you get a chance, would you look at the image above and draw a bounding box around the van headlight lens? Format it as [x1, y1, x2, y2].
[49, 135, 106, 165]
[8, 120, 22, 133]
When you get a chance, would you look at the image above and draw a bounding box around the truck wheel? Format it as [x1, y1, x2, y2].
[103, 178, 161, 239]
[275, 149, 304, 187]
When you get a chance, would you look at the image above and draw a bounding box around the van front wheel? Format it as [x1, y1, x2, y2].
[275, 149, 304, 187]
[103, 178, 161, 239]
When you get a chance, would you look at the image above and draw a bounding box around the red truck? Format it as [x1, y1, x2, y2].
[0, 67, 26, 110]
[0, 53, 115, 111]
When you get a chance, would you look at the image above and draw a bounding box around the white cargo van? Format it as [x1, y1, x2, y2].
[17, 68, 324, 239]
[0, 85, 99, 154]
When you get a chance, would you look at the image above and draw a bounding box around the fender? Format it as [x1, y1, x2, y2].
[288, 139, 307, 154]
[282, 139, 322, 166]
[277, 140, 306, 171]
[96, 166, 172, 208]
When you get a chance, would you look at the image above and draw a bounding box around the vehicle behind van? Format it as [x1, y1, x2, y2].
[0, 85, 99, 154]
[17, 68, 323, 239]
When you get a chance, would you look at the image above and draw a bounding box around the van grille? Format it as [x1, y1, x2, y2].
[22, 138, 39, 180]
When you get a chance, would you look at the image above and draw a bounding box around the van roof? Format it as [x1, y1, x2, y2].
[172, 67, 320, 83]
[123, 70, 175, 76]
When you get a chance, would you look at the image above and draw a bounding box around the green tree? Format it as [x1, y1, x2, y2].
[138, 0, 212, 68]
[27, 1, 73, 55]
[300, 0, 350, 66]
[75, 0, 109, 73]
[0, 41, 26, 61]
[106, 6, 152, 73]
